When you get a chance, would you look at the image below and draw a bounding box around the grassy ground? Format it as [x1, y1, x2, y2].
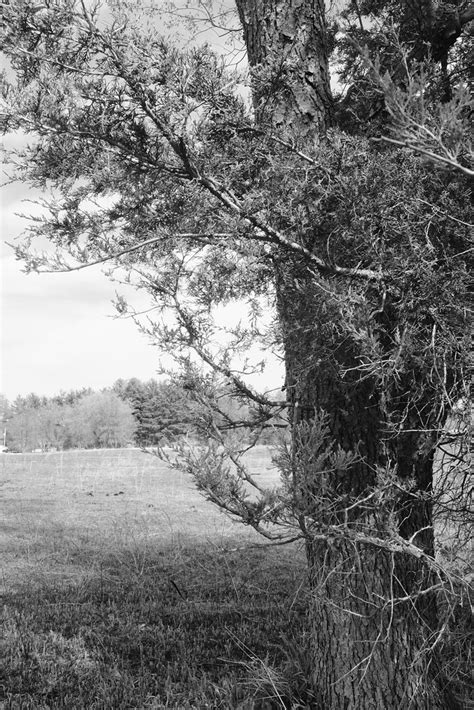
[0, 447, 311, 709]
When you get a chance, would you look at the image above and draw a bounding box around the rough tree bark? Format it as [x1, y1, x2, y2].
[234, 1, 460, 707]
[235, 0, 333, 136]
[277, 275, 443, 709]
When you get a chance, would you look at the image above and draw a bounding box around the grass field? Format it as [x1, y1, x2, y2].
[0, 446, 310, 709]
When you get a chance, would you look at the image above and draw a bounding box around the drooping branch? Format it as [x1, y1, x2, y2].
[66, 7, 383, 284]
[12, 114, 188, 177]
[4, 9, 385, 285]
[126, 266, 286, 411]
[119, 80, 384, 279]
[171, 294, 287, 409]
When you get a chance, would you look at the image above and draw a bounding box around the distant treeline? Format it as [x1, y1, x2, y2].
[0, 379, 285, 452]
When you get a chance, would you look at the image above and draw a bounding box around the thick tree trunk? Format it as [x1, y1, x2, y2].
[277, 272, 444, 708]
[278, 272, 451, 708]
[235, 0, 333, 138]
[306, 541, 442, 710]
[235, 1, 447, 707]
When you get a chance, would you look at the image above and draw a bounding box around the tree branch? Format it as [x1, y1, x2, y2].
[377, 137, 474, 178]
[198, 175, 385, 281]
[32, 233, 234, 272]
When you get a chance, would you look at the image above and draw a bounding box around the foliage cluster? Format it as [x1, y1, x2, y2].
[4, 389, 136, 451]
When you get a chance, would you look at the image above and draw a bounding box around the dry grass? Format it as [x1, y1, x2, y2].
[0, 447, 281, 588]
[0, 447, 313, 709]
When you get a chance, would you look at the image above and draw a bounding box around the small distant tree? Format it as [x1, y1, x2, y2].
[70, 391, 136, 448]
[35, 403, 71, 450]
[0, 395, 11, 448]
[112, 377, 151, 444]
[6, 400, 71, 451]
[113, 377, 202, 445]
[6, 408, 37, 452]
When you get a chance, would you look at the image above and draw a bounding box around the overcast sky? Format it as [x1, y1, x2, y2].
[1, 155, 283, 404]
[0, 177, 166, 401]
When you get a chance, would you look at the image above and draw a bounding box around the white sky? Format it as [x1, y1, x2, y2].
[0, 180, 164, 400]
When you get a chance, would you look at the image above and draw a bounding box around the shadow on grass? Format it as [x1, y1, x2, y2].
[1, 539, 315, 709]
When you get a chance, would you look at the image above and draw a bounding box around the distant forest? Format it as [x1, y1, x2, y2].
[0, 378, 284, 452]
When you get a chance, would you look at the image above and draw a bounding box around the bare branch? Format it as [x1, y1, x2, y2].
[417, 200, 474, 230]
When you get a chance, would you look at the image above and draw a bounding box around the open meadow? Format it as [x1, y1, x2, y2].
[0, 447, 309, 709]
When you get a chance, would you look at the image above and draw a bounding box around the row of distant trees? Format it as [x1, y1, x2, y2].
[1, 390, 134, 452]
[0, 379, 182, 451]
[0, 378, 283, 452]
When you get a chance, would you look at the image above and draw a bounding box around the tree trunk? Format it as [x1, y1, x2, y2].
[234, 2, 450, 706]
[235, 0, 333, 138]
[306, 541, 442, 710]
[277, 272, 444, 708]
